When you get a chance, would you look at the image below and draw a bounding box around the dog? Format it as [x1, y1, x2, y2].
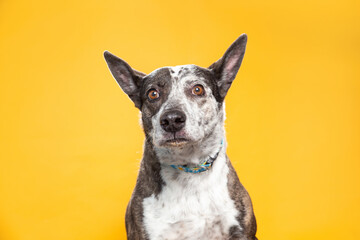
[104, 33, 257, 240]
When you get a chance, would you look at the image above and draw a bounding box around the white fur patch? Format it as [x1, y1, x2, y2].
[142, 146, 241, 240]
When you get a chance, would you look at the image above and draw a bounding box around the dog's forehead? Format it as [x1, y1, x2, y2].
[144, 64, 213, 86]
[168, 65, 199, 79]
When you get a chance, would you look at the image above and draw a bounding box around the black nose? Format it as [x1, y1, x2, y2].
[160, 110, 186, 132]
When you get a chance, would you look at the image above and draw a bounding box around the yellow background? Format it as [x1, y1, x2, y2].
[0, 0, 359, 239]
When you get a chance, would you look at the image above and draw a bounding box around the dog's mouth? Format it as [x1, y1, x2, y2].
[157, 130, 192, 148]
[164, 138, 189, 147]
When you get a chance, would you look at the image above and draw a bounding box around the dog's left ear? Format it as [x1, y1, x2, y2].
[209, 34, 247, 99]
[104, 51, 146, 109]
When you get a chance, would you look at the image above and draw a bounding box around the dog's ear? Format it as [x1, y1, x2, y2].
[209, 34, 247, 99]
[104, 51, 146, 109]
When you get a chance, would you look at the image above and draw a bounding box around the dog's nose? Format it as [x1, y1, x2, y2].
[160, 110, 186, 133]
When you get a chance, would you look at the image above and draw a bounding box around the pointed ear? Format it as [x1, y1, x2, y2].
[209, 34, 247, 99]
[104, 51, 146, 109]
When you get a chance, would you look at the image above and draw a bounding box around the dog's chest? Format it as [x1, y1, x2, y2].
[142, 159, 240, 240]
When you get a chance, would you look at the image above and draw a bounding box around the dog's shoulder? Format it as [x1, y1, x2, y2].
[126, 145, 165, 240]
[125, 197, 147, 240]
[226, 156, 258, 239]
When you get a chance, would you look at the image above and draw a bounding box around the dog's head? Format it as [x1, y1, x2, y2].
[104, 34, 247, 150]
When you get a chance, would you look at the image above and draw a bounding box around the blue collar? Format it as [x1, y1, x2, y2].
[170, 140, 224, 174]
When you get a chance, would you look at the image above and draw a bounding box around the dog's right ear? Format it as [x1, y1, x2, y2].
[104, 51, 146, 109]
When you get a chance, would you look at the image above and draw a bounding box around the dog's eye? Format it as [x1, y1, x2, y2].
[192, 85, 204, 96]
[147, 89, 160, 100]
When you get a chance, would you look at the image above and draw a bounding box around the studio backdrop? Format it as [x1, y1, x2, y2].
[0, 0, 359, 239]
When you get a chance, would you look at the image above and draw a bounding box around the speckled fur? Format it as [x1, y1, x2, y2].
[104, 34, 257, 240]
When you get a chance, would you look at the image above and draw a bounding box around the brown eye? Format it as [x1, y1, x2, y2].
[192, 85, 204, 96]
[147, 89, 160, 100]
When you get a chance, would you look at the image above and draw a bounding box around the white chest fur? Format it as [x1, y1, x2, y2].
[142, 153, 240, 240]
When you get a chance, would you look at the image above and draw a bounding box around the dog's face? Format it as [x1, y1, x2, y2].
[104, 34, 247, 149]
[140, 65, 222, 147]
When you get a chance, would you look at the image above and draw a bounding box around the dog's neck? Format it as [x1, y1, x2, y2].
[169, 138, 223, 173]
